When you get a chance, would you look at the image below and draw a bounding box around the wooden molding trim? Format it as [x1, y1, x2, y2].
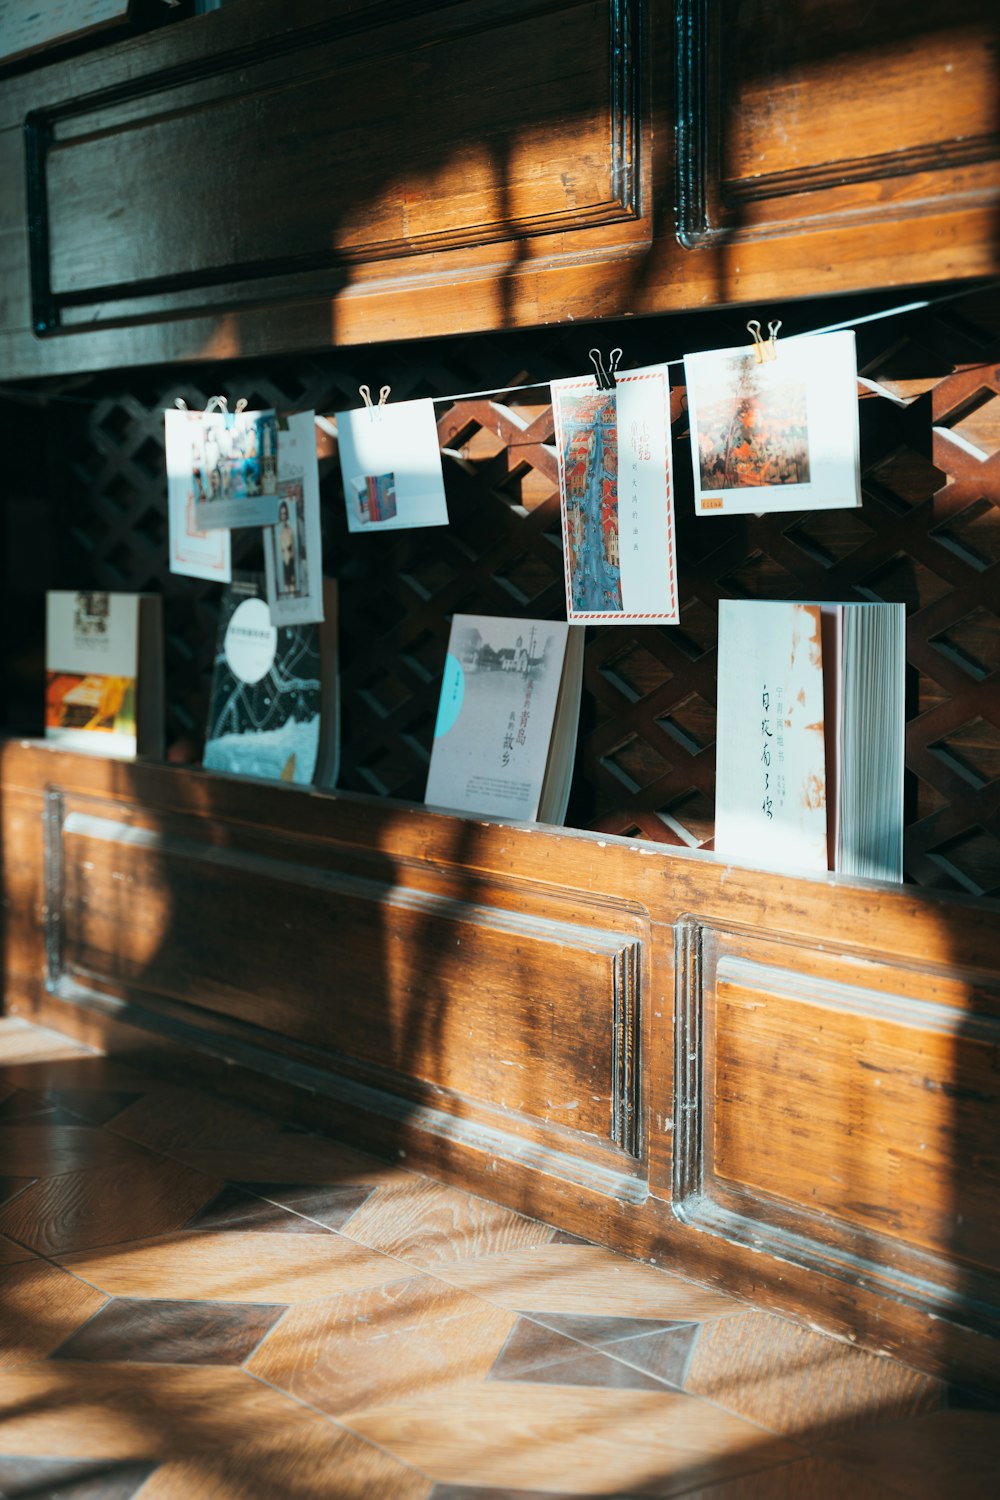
[25, 0, 640, 333]
[722, 134, 1000, 204]
[612, 940, 641, 1157]
[673, 914, 1000, 1339]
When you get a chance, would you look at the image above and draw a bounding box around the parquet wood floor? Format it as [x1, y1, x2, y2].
[0, 1015, 997, 1499]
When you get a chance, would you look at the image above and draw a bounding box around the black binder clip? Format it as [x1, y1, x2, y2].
[747, 320, 781, 364]
[588, 347, 622, 391]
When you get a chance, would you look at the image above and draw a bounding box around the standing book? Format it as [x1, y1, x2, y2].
[424, 614, 584, 824]
[202, 574, 339, 788]
[714, 600, 905, 882]
[45, 590, 164, 759]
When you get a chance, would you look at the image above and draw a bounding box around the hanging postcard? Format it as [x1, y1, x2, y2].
[551, 363, 679, 624]
[263, 411, 325, 626]
[334, 396, 448, 532]
[683, 329, 861, 517]
[164, 406, 231, 583]
[190, 407, 281, 530]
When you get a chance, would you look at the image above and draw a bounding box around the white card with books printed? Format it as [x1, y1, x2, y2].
[551, 363, 679, 623]
[683, 330, 861, 517]
[164, 407, 232, 583]
[424, 615, 585, 825]
[335, 395, 448, 533]
[714, 599, 905, 882]
[263, 411, 325, 626]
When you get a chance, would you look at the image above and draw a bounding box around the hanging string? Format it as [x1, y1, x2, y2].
[0, 277, 996, 414]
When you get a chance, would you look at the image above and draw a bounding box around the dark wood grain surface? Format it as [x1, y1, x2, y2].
[0, 0, 997, 375]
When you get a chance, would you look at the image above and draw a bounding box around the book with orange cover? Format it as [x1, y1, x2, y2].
[45, 591, 163, 759]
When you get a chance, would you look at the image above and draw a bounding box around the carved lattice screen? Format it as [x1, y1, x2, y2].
[15, 287, 1000, 896]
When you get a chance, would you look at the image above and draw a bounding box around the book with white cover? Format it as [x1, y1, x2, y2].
[45, 590, 163, 759]
[715, 599, 905, 882]
[424, 615, 584, 824]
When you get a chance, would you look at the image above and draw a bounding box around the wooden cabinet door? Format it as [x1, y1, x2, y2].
[677, 0, 1000, 252]
[0, 0, 998, 376]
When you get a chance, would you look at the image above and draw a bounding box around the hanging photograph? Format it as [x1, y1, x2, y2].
[334, 397, 448, 532]
[263, 410, 326, 626]
[683, 330, 861, 516]
[164, 406, 232, 583]
[552, 363, 679, 624]
[191, 408, 282, 530]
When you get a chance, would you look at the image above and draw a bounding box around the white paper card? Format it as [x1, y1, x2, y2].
[263, 412, 325, 626]
[164, 408, 232, 583]
[334, 398, 448, 532]
[552, 364, 679, 623]
[191, 409, 281, 531]
[684, 330, 861, 517]
[715, 600, 829, 874]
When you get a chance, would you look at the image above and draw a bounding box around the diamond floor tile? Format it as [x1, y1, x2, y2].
[0, 1019, 981, 1500]
[51, 1297, 287, 1366]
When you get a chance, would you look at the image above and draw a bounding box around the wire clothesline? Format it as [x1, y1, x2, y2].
[0, 278, 996, 415]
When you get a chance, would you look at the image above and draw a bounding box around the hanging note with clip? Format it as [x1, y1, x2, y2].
[683, 328, 861, 517]
[163, 399, 232, 582]
[588, 347, 622, 392]
[190, 398, 281, 531]
[263, 410, 326, 627]
[747, 319, 782, 364]
[551, 350, 679, 624]
[333, 387, 448, 532]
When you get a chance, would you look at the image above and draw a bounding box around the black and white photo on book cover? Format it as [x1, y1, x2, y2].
[424, 615, 576, 823]
[683, 330, 861, 517]
[190, 408, 281, 531]
[263, 411, 325, 626]
[551, 363, 679, 624]
[164, 406, 232, 583]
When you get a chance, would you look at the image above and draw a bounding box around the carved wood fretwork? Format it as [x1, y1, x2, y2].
[9, 292, 998, 897]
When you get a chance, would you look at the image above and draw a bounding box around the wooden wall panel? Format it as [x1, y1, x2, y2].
[674, 920, 1000, 1327]
[23, 0, 642, 336]
[4, 739, 1000, 1388]
[676, 0, 1000, 245]
[46, 790, 647, 1169]
[2, 1, 999, 374]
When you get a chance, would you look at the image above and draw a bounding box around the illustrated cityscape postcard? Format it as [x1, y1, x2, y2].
[683, 329, 861, 516]
[164, 406, 232, 582]
[263, 410, 325, 626]
[551, 363, 678, 623]
[334, 397, 448, 533]
[190, 408, 282, 530]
